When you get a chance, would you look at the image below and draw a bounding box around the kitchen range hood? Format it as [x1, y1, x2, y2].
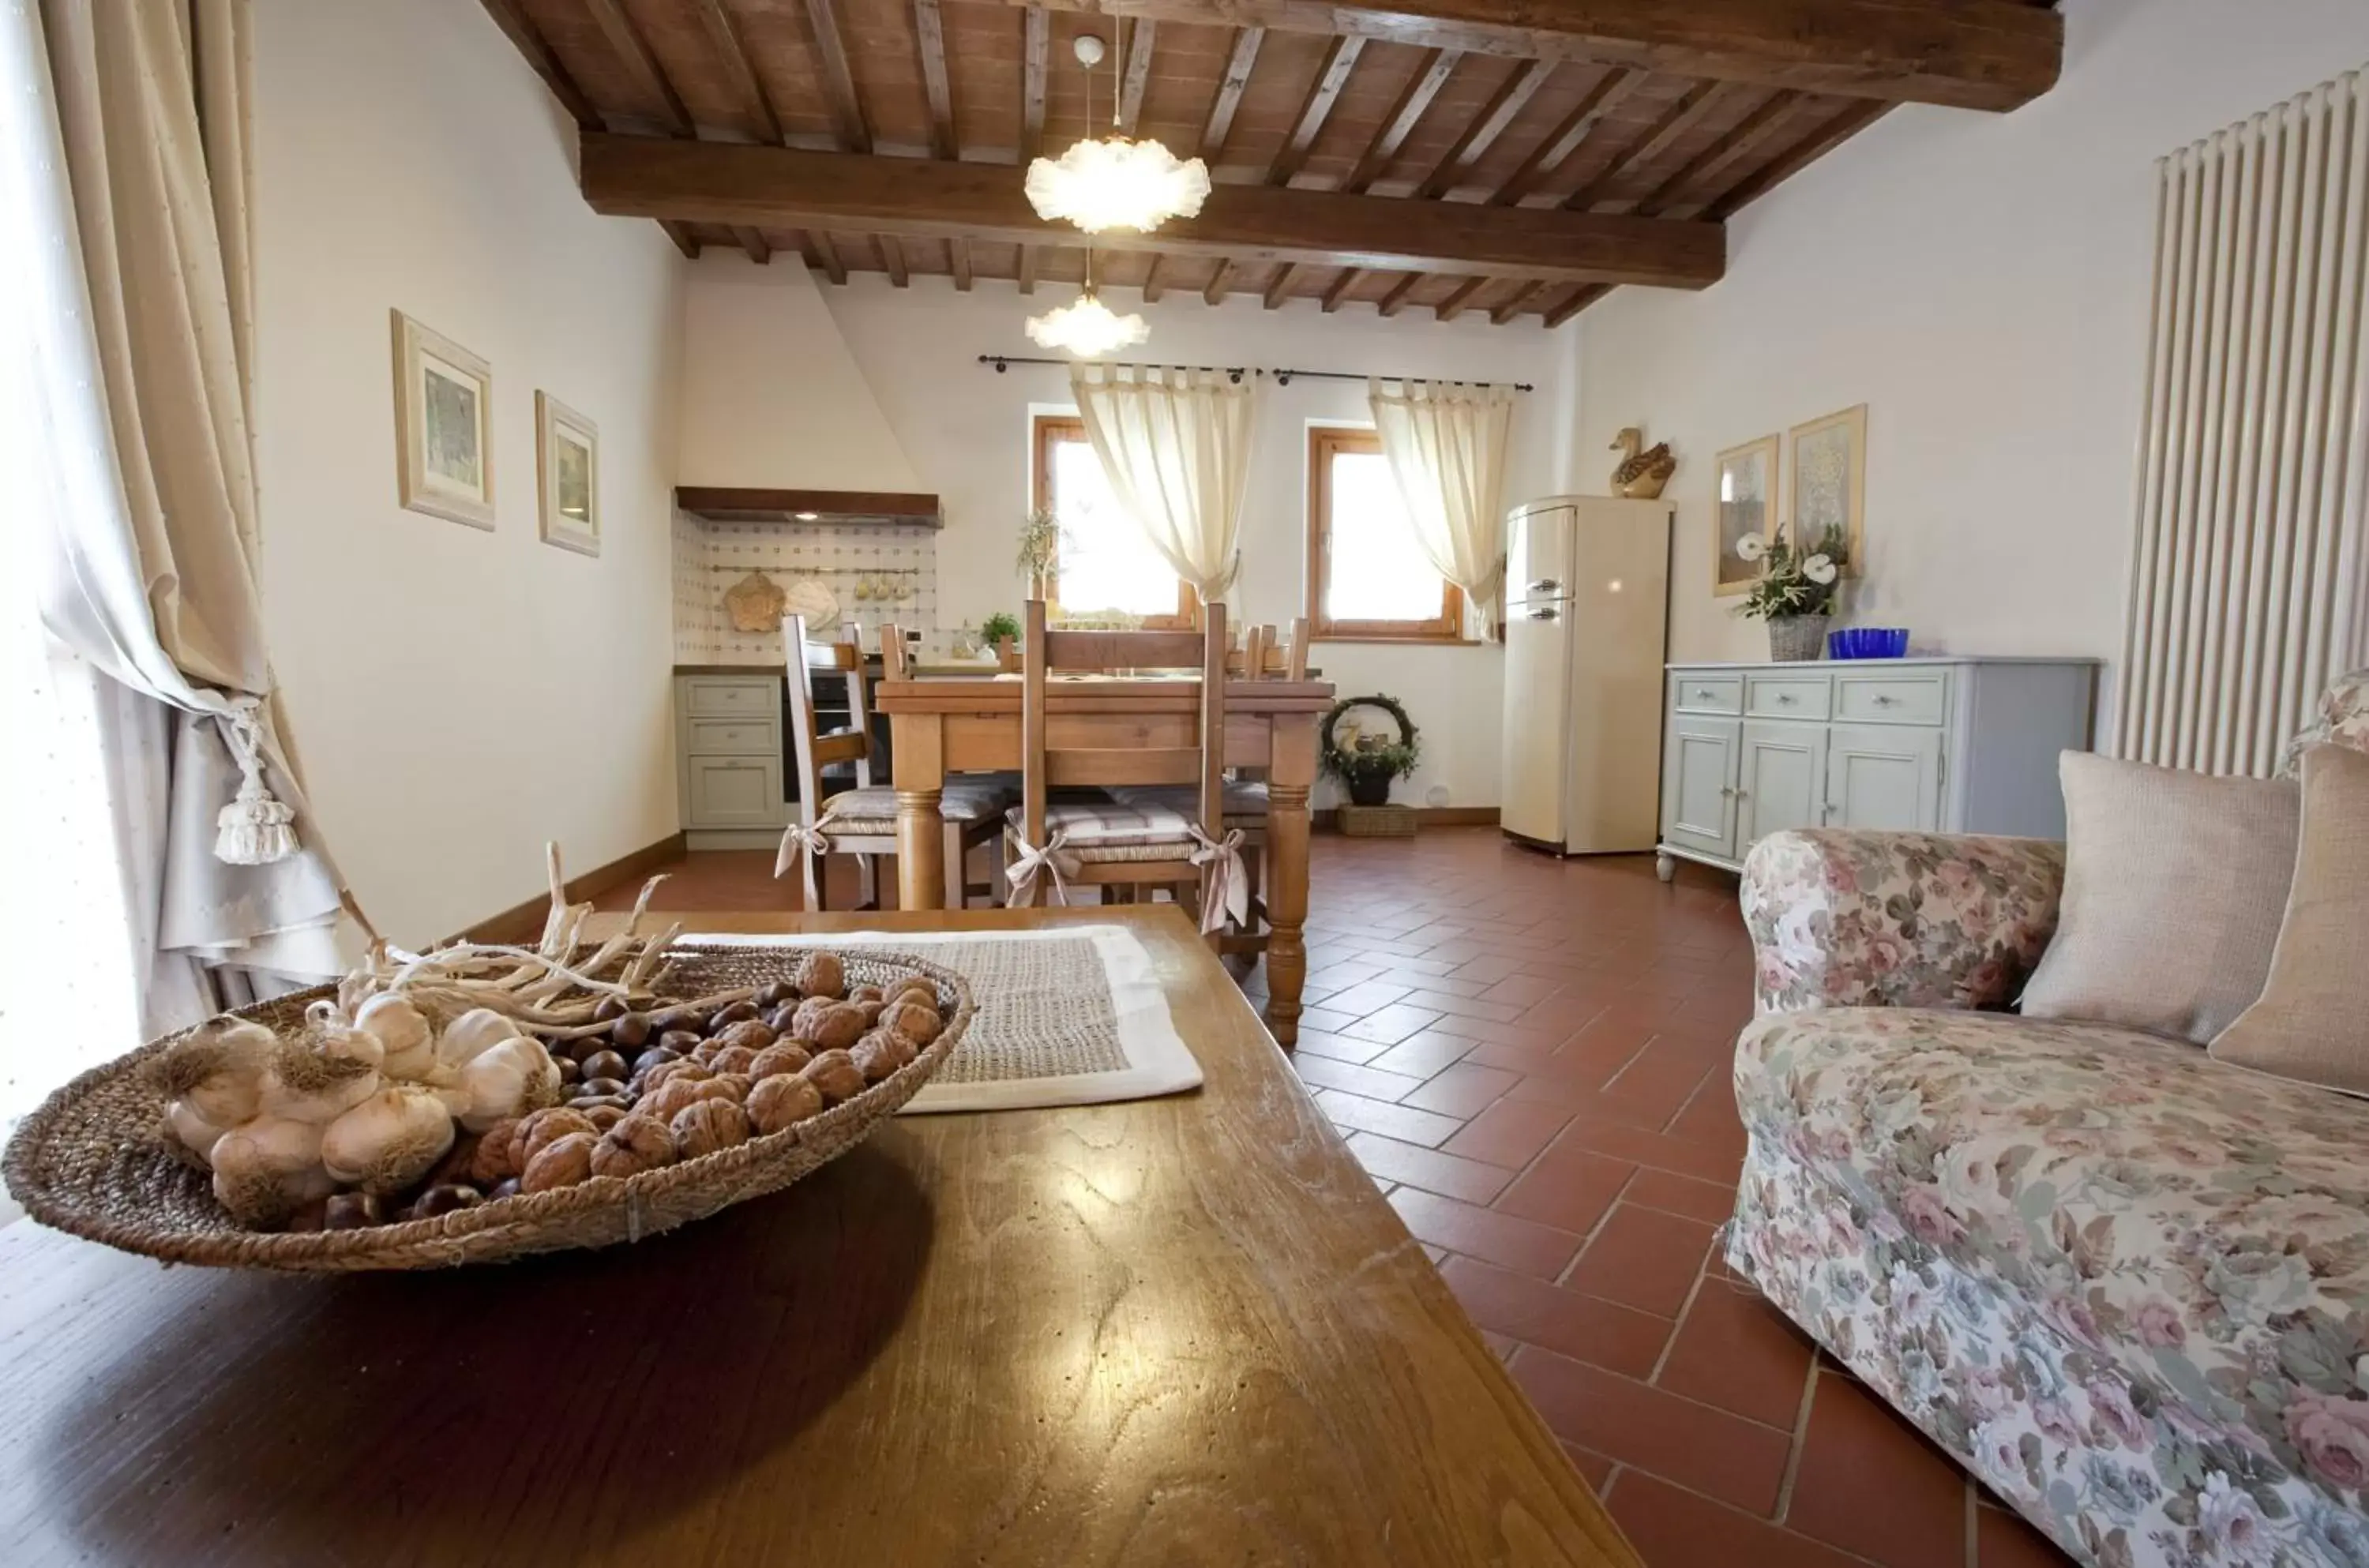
[674, 486, 943, 529]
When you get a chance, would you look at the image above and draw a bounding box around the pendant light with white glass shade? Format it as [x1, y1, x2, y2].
[1023, 31, 1166, 357]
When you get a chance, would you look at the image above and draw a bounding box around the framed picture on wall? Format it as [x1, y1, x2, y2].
[535, 392, 600, 557]
[1788, 403, 1866, 576]
[390, 309, 494, 530]
[1712, 435, 1780, 598]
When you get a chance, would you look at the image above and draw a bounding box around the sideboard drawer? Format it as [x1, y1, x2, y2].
[685, 677, 779, 719]
[1672, 674, 1744, 715]
[686, 718, 777, 756]
[1745, 673, 1832, 721]
[1834, 672, 1948, 726]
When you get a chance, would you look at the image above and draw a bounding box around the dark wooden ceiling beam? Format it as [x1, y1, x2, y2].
[949, 235, 974, 290]
[1017, 243, 1040, 294]
[1415, 58, 1551, 200]
[1021, 6, 1049, 160]
[1269, 36, 1367, 186]
[809, 231, 847, 283]
[1346, 47, 1459, 193]
[581, 133, 1728, 287]
[584, 0, 691, 136]
[803, 0, 873, 153]
[1564, 79, 1728, 211]
[660, 220, 701, 259]
[1543, 283, 1610, 327]
[477, 0, 601, 130]
[1118, 20, 1156, 135]
[913, 0, 957, 159]
[1432, 277, 1485, 321]
[1375, 273, 1422, 317]
[1706, 98, 1889, 219]
[881, 235, 910, 287]
[732, 226, 771, 263]
[1489, 280, 1547, 324]
[1141, 255, 1167, 302]
[1320, 268, 1361, 313]
[1489, 67, 1643, 205]
[986, 0, 2061, 112]
[1635, 88, 1796, 217]
[1197, 27, 1266, 159]
[696, 0, 783, 144]
[1203, 259, 1236, 306]
[1263, 267, 1298, 309]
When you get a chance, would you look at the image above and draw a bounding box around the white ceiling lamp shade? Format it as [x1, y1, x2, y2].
[1023, 31, 1209, 235]
[1024, 275, 1150, 358]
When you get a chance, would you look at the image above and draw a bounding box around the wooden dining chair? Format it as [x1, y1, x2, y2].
[1004, 599, 1246, 942]
[776, 615, 1012, 910]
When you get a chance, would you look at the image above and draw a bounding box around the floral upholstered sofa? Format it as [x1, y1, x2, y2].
[1727, 671, 2369, 1568]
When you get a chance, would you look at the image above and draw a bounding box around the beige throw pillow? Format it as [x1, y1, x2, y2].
[2211, 745, 2369, 1090]
[2019, 752, 2298, 1043]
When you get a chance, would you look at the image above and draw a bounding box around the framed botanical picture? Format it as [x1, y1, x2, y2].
[535, 392, 600, 557]
[1788, 403, 1866, 576]
[1712, 435, 1780, 598]
[390, 309, 494, 530]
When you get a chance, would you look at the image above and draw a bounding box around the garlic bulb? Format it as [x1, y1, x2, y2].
[154, 1015, 276, 1127]
[167, 1098, 227, 1161]
[356, 993, 436, 1078]
[321, 1085, 456, 1195]
[259, 1039, 381, 1125]
[211, 1116, 334, 1228]
[437, 1007, 524, 1069]
[304, 1000, 385, 1071]
[452, 1035, 561, 1131]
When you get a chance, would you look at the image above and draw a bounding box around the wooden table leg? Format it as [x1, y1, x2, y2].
[1263, 713, 1315, 1047]
[893, 714, 946, 911]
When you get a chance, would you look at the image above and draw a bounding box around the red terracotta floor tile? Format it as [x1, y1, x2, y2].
[1362, 1030, 1476, 1080]
[1289, 1029, 1390, 1065]
[1560, 1442, 1615, 1493]
[1389, 1188, 1585, 1279]
[1550, 1114, 1747, 1187]
[1440, 1097, 1576, 1168]
[1490, 1146, 1637, 1236]
[1293, 1005, 1363, 1037]
[1625, 1167, 1741, 1226]
[1476, 973, 1571, 1007]
[1509, 1348, 1792, 1516]
[1787, 1371, 1972, 1568]
[1439, 1256, 1673, 1379]
[1338, 1002, 1448, 1045]
[1655, 1281, 1817, 1430]
[1312, 1089, 1464, 1148]
[1608, 1472, 1875, 1568]
[1289, 1052, 1424, 1102]
[1564, 1202, 1716, 1319]
[1977, 1502, 2077, 1567]
[1316, 978, 1417, 1016]
[1400, 1061, 1522, 1118]
[1397, 989, 1527, 1022]
[1343, 1131, 1513, 1205]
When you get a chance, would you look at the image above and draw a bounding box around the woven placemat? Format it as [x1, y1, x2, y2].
[678, 926, 1201, 1112]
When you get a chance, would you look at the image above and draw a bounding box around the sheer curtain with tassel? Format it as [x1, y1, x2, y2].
[1069, 365, 1256, 606]
[1367, 380, 1516, 638]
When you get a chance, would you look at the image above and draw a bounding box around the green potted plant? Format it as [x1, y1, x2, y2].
[1321, 696, 1421, 808]
[1734, 526, 1847, 661]
[1015, 509, 1060, 599]
[980, 611, 1021, 665]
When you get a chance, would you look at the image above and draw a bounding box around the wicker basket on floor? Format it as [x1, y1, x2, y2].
[1, 944, 971, 1274]
[1336, 804, 1417, 837]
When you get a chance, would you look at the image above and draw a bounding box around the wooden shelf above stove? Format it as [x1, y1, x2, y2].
[674, 486, 943, 529]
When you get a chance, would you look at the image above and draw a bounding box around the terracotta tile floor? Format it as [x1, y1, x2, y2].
[605, 831, 2072, 1568]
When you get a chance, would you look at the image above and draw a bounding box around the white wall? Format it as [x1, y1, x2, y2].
[252, 0, 685, 943]
[1577, 0, 2369, 698]
[804, 276, 1576, 808]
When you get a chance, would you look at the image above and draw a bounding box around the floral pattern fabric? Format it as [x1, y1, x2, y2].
[1729, 1007, 2369, 1568]
[1740, 830, 2066, 1016]
[2281, 669, 2369, 778]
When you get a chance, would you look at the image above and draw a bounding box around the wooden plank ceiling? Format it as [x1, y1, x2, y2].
[485, 0, 2059, 328]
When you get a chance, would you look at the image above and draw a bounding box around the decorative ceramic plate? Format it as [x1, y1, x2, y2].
[783, 579, 840, 629]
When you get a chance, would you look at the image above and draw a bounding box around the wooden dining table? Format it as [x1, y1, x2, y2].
[0, 907, 1635, 1567]
[874, 668, 1335, 1045]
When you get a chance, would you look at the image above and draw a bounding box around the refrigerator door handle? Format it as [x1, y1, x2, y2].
[1526, 606, 1559, 621]
[1526, 578, 1561, 593]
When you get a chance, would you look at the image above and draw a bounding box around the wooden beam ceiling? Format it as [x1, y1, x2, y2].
[580, 133, 1727, 287]
[989, 0, 2062, 111]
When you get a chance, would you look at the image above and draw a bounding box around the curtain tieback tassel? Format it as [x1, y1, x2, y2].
[214, 704, 298, 866]
[1005, 829, 1076, 906]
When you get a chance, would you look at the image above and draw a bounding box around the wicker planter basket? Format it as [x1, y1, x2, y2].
[0, 944, 971, 1274]
[1337, 804, 1418, 837]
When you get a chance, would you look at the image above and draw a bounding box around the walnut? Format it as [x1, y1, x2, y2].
[790, 1001, 867, 1052]
[878, 1000, 943, 1045]
[746, 1041, 813, 1081]
[709, 1044, 759, 1076]
[588, 1112, 675, 1180]
[850, 1028, 915, 1083]
[470, 1119, 524, 1185]
[798, 1048, 865, 1105]
[850, 984, 884, 1005]
[794, 951, 847, 1000]
[746, 1074, 824, 1135]
[689, 1039, 725, 1067]
[640, 1060, 711, 1094]
[520, 1131, 598, 1193]
[854, 1000, 885, 1026]
[671, 1097, 749, 1160]
[517, 1107, 598, 1169]
[881, 977, 937, 1011]
[581, 1104, 629, 1134]
[701, 1072, 752, 1105]
[788, 996, 837, 1042]
[713, 1019, 776, 1055]
[640, 1075, 710, 1124]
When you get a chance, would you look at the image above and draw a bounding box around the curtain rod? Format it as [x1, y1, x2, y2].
[975, 354, 1533, 392]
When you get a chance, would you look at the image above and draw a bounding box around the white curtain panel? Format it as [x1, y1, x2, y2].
[1069, 365, 1256, 603]
[7, 0, 351, 1001]
[1367, 379, 1516, 636]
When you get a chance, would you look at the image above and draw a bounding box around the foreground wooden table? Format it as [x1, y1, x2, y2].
[875, 671, 1332, 1045]
[0, 909, 1634, 1568]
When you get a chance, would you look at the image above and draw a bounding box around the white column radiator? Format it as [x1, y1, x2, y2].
[2118, 64, 2369, 775]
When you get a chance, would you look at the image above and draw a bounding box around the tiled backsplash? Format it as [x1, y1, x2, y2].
[671, 511, 940, 665]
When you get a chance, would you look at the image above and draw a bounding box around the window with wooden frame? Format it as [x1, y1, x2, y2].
[1031, 415, 1195, 630]
[1305, 426, 1462, 642]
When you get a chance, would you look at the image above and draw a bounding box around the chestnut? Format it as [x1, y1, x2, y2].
[593, 996, 629, 1022]
[409, 1184, 484, 1221]
[708, 1000, 762, 1032]
[754, 981, 794, 1009]
[610, 1011, 653, 1049]
[324, 1192, 384, 1230]
[554, 1055, 582, 1085]
[648, 1004, 700, 1033]
[580, 1049, 630, 1082]
[574, 1077, 630, 1101]
[764, 1003, 800, 1036]
[632, 1045, 683, 1078]
[489, 1177, 523, 1201]
[658, 1029, 702, 1055]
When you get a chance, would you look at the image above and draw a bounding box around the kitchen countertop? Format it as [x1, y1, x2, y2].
[674, 660, 1007, 679]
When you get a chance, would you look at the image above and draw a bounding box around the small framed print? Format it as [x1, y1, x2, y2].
[535, 392, 599, 557]
[391, 309, 494, 530]
[1788, 403, 1866, 576]
[1712, 434, 1780, 598]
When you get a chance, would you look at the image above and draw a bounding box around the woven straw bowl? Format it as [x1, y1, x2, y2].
[0, 945, 972, 1273]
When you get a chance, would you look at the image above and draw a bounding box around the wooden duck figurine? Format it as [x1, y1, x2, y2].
[1609, 427, 1676, 500]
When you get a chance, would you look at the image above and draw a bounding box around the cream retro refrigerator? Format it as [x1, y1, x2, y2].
[1500, 496, 1673, 854]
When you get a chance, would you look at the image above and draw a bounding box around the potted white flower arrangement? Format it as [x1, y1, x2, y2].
[1734, 526, 1847, 662]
